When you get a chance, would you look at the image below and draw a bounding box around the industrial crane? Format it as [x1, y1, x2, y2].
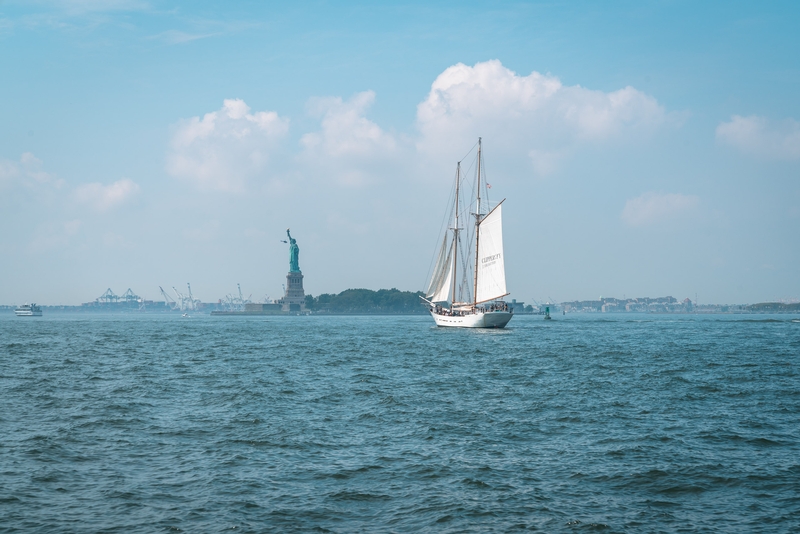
[172, 286, 189, 311]
[159, 286, 177, 310]
[219, 283, 253, 312]
[187, 283, 196, 311]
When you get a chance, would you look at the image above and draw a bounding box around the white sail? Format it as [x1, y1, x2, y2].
[431, 254, 453, 303]
[426, 234, 454, 303]
[426, 234, 448, 297]
[475, 202, 506, 303]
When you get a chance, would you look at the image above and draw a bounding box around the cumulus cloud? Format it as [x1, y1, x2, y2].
[621, 192, 699, 227]
[167, 98, 289, 192]
[301, 91, 399, 185]
[716, 115, 800, 160]
[302, 91, 396, 157]
[163, 63, 667, 191]
[19, 152, 52, 183]
[73, 178, 140, 212]
[0, 159, 19, 188]
[0, 152, 63, 191]
[416, 60, 666, 172]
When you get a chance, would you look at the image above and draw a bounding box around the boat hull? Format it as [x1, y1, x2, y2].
[431, 310, 513, 328]
[15, 304, 42, 317]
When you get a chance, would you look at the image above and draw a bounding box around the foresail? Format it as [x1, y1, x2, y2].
[475, 203, 507, 303]
[430, 255, 453, 303]
[426, 234, 454, 303]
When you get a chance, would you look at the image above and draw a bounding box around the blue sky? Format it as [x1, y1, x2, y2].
[1, 0, 798, 305]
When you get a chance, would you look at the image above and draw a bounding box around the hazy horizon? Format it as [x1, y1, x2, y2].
[2, 1, 799, 306]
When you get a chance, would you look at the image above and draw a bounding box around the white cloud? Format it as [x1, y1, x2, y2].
[19, 152, 57, 184]
[302, 91, 396, 157]
[301, 91, 399, 186]
[0, 159, 20, 188]
[0, 152, 63, 191]
[621, 192, 699, 227]
[167, 99, 289, 192]
[416, 60, 666, 171]
[716, 115, 800, 160]
[163, 65, 666, 192]
[73, 178, 140, 212]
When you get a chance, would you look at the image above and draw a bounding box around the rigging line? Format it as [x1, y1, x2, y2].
[458, 240, 473, 304]
[458, 140, 480, 165]
[451, 144, 483, 303]
[460, 202, 476, 303]
[459, 157, 476, 209]
[423, 165, 459, 291]
[454, 231, 471, 303]
[481, 152, 490, 206]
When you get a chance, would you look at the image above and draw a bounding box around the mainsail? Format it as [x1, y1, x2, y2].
[426, 234, 454, 303]
[475, 202, 506, 303]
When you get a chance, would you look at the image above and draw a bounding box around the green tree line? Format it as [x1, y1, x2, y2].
[304, 288, 427, 314]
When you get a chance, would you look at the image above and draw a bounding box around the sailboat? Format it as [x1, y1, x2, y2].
[422, 138, 513, 328]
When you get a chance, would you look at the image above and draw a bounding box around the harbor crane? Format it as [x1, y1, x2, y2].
[187, 283, 197, 311]
[96, 288, 119, 304]
[237, 283, 252, 305]
[220, 283, 252, 312]
[121, 288, 141, 305]
[159, 286, 177, 310]
[172, 286, 184, 308]
[172, 284, 199, 311]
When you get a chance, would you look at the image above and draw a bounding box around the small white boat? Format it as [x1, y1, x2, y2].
[15, 303, 42, 317]
[422, 138, 513, 329]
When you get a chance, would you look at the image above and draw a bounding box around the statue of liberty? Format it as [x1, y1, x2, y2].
[286, 228, 300, 272]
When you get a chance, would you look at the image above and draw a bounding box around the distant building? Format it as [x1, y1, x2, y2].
[509, 299, 527, 313]
[562, 295, 696, 313]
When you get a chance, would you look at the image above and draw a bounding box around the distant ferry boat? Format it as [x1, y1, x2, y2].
[15, 303, 42, 317]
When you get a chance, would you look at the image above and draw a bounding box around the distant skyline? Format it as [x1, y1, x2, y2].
[1, 1, 799, 305]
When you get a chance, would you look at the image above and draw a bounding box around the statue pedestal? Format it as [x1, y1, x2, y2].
[279, 271, 305, 312]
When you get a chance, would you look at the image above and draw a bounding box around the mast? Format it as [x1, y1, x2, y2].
[473, 137, 482, 306]
[451, 162, 460, 304]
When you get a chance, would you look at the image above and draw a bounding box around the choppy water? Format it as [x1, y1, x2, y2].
[1, 313, 799, 532]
